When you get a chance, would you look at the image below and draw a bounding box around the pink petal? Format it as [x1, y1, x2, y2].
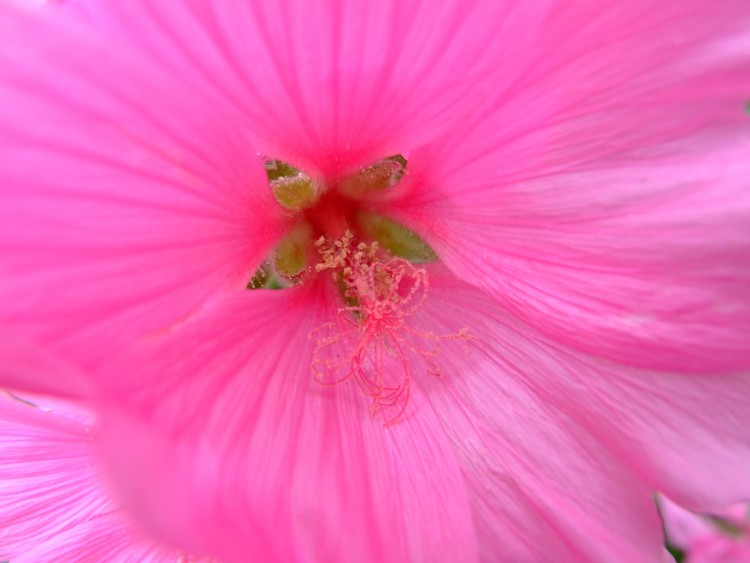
[524, 333, 750, 512]
[55, 0, 552, 176]
[689, 538, 750, 563]
[0, 394, 211, 561]
[658, 495, 716, 551]
[97, 285, 478, 562]
[404, 143, 750, 373]
[0, 5, 286, 381]
[411, 276, 666, 561]
[0, 324, 93, 399]
[416, 276, 750, 557]
[574, 362, 750, 512]
[388, 1, 750, 371]
[660, 497, 750, 563]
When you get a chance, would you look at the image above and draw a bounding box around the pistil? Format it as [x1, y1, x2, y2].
[311, 231, 471, 425]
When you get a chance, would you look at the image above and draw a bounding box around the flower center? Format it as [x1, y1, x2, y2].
[250, 156, 470, 424]
[250, 155, 435, 289]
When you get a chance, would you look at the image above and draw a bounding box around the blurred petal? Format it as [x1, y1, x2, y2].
[98, 285, 478, 562]
[0, 394, 209, 562]
[659, 496, 715, 551]
[659, 496, 750, 563]
[0, 324, 93, 399]
[690, 542, 750, 563]
[0, 4, 286, 381]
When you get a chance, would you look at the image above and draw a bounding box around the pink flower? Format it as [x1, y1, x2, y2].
[660, 496, 750, 563]
[0, 393, 211, 562]
[1, 1, 749, 561]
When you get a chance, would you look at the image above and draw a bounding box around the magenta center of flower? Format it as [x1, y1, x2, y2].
[251, 156, 469, 425]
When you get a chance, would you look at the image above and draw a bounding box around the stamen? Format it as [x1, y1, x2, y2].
[311, 231, 471, 425]
[264, 158, 319, 210]
[355, 211, 437, 263]
[273, 223, 313, 280]
[247, 224, 313, 290]
[247, 260, 288, 290]
[264, 158, 299, 181]
[339, 155, 407, 198]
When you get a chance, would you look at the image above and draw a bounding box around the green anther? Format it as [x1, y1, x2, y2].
[273, 223, 313, 279]
[272, 175, 318, 210]
[356, 211, 437, 263]
[264, 159, 300, 181]
[265, 158, 319, 210]
[248, 260, 271, 289]
[340, 155, 407, 197]
[247, 260, 286, 290]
